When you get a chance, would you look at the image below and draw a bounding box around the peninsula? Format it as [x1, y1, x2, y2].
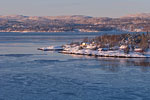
[38, 32, 150, 58]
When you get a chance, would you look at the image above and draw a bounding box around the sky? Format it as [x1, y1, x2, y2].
[0, 0, 150, 17]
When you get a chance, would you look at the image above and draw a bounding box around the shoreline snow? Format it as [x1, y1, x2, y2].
[59, 46, 150, 58]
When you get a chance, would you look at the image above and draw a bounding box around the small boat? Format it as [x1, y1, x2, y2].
[37, 46, 63, 51]
[134, 48, 143, 52]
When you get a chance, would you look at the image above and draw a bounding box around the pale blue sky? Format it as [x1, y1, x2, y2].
[0, 0, 150, 17]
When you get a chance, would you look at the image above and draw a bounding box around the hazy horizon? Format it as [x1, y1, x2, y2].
[1, 13, 150, 19]
[0, 0, 150, 18]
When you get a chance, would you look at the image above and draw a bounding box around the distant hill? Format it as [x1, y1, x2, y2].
[122, 13, 150, 18]
[0, 13, 150, 32]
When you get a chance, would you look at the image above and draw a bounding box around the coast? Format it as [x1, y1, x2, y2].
[59, 45, 150, 58]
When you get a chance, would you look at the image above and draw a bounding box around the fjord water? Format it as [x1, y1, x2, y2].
[0, 32, 150, 100]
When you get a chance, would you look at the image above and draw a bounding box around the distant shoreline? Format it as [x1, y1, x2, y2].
[0, 30, 103, 33]
[0, 14, 149, 33]
[0, 30, 134, 33]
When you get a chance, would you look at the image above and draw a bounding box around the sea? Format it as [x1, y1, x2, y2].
[0, 32, 150, 100]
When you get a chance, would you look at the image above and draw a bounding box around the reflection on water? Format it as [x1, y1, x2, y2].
[127, 58, 150, 67]
[69, 54, 150, 72]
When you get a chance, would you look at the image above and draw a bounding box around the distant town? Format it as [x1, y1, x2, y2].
[0, 13, 150, 32]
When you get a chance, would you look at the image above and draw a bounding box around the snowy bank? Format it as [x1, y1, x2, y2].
[60, 45, 150, 58]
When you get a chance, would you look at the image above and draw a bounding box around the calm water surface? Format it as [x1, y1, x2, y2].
[0, 32, 150, 100]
